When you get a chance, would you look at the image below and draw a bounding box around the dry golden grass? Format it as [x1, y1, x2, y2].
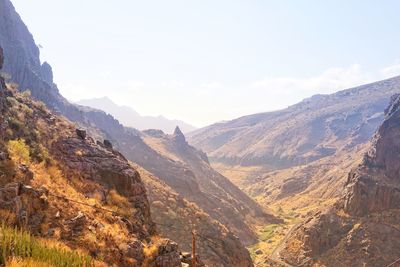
[142, 236, 162, 267]
[106, 189, 135, 218]
[6, 257, 52, 267]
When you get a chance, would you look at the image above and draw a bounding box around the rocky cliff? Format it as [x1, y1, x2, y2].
[343, 93, 400, 216]
[274, 94, 400, 267]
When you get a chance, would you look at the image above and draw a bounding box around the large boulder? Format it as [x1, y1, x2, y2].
[155, 240, 182, 267]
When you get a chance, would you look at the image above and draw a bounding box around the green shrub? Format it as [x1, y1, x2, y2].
[0, 224, 92, 267]
[6, 139, 30, 165]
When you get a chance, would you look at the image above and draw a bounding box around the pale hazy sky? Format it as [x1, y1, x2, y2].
[12, 0, 400, 127]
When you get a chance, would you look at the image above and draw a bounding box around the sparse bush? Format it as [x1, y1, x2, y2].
[6, 139, 30, 165]
[142, 237, 161, 267]
[30, 143, 50, 164]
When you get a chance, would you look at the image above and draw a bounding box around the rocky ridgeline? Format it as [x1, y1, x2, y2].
[0, 0, 84, 121]
[275, 95, 400, 267]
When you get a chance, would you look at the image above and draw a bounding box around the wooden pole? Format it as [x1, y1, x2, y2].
[192, 230, 196, 267]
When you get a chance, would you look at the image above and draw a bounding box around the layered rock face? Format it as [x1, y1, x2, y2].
[275, 94, 400, 267]
[343, 93, 400, 216]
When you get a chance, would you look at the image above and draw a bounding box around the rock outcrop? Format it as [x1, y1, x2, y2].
[173, 126, 187, 145]
[51, 135, 155, 237]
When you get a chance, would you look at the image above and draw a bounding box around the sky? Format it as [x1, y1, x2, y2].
[12, 0, 400, 127]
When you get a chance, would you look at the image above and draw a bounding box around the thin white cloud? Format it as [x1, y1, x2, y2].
[252, 64, 371, 95]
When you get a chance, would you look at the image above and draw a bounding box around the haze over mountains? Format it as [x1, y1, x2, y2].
[77, 97, 196, 134]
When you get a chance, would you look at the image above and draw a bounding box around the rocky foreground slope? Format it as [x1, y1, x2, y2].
[0, 49, 184, 266]
[274, 94, 400, 267]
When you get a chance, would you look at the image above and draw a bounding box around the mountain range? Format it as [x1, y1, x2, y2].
[76, 97, 196, 134]
[188, 77, 400, 170]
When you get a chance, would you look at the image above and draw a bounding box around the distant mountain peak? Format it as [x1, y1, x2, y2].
[76, 97, 196, 134]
